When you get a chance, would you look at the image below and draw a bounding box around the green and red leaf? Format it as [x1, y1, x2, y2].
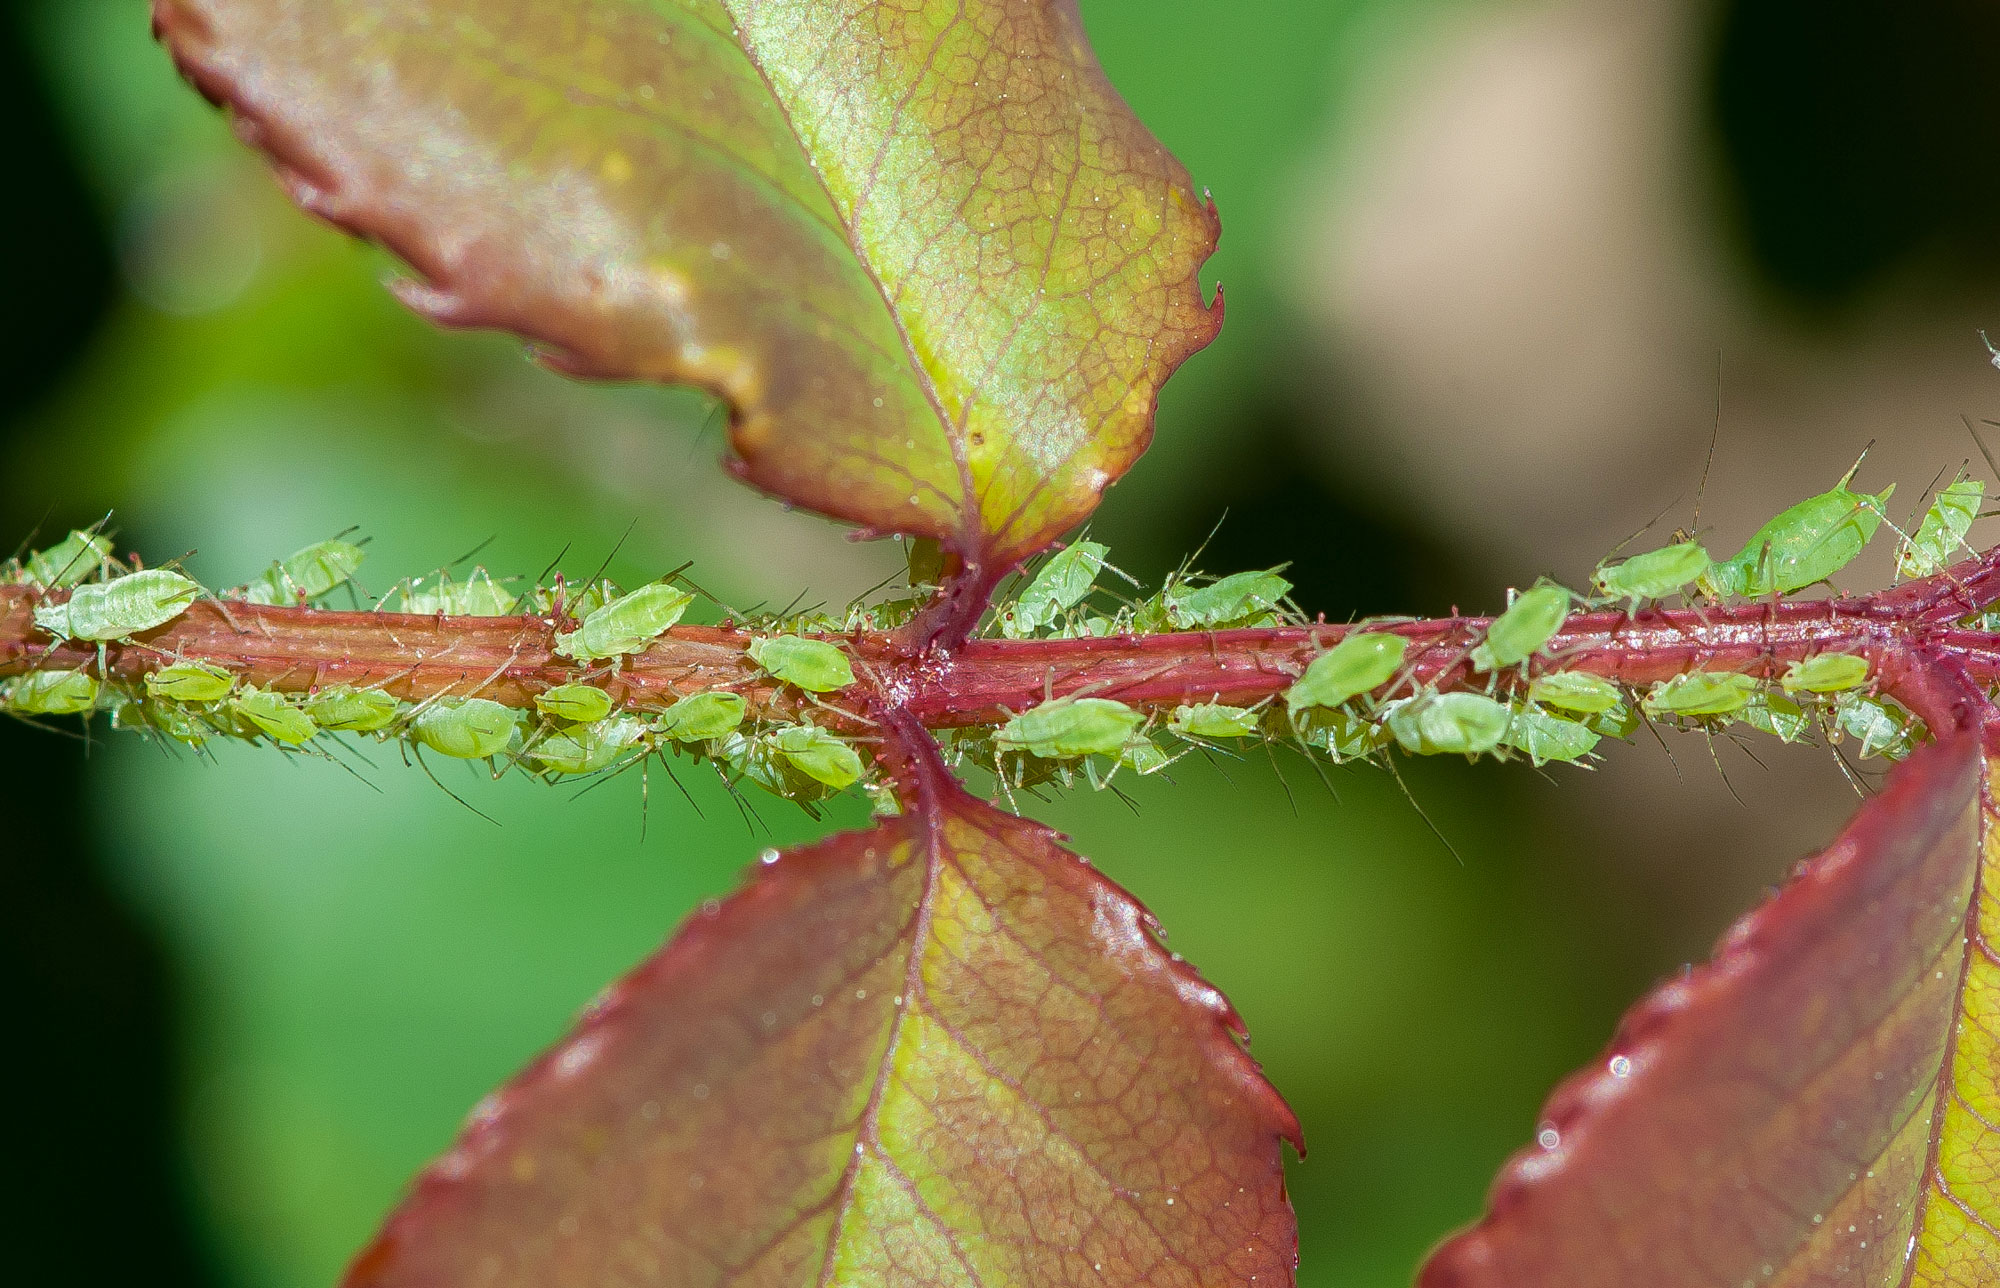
[153, 0, 1220, 569]
[1420, 735, 2000, 1287]
[344, 764, 1297, 1287]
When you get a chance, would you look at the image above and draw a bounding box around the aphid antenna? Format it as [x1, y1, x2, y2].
[1636, 707, 1684, 784]
[317, 740, 387, 795]
[1826, 735, 1870, 799]
[442, 534, 499, 573]
[1384, 755, 1463, 866]
[1698, 729, 1749, 809]
[6, 502, 63, 564]
[1964, 416, 2000, 486]
[656, 751, 704, 819]
[1602, 492, 1687, 564]
[1688, 349, 1725, 539]
[410, 745, 502, 825]
[1284, 735, 1339, 811]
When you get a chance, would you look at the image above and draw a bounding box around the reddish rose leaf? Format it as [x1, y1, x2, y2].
[1420, 735, 2000, 1287]
[344, 778, 1298, 1286]
[153, 0, 1220, 568]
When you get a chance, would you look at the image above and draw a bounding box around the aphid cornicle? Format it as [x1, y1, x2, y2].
[1168, 702, 1262, 739]
[7, 669, 100, 716]
[1641, 671, 1759, 718]
[535, 683, 614, 724]
[24, 530, 114, 589]
[243, 539, 365, 605]
[411, 697, 517, 759]
[1000, 540, 1108, 638]
[230, 686, 318, 745]
[654, 691, 747, 741]
[748, 636, 855, 693]
[1898, 475, 1984, 579]
[1779, 653, 1870, 695]
[996, 696, 1143, 759]
[1591, 542, 1711, 609]
[1385, 692, 1512, 757]
[770, 724, 864, 790]
[555, 582, 694, 662]
[1471, 581, 1571, 673]
[1286, 631, 1408, 714]
[1703, 460, 1894, 598]
[145, 660, 235, 703]
[305, 684, 400, 733]
[36, 568, 202, 642]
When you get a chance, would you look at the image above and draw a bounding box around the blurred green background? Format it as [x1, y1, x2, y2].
[6, 2, 2000, 1286]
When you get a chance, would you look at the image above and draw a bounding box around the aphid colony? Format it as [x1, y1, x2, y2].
[1, 459, 1973, 812]
[2, 534, 882, 810]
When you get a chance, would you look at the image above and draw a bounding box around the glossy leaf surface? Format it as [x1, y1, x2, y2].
[153, 0, 1221, 565]
[345, 779, 1298, 1287]
[1421, 736, 2000, 1287]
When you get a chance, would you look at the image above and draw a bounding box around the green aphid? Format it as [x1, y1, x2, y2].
[1168, 701, 1262, 739]
[552, 582, 693, 662]
[996, 696, 1144, 759]
[135, 697, 212, 747]
[1527, 671, 1624, 714]
[748, 635, 855, 692]
[1736, 691, 1810, 744]
[8, 669, 100, 716]
[230, 686, 318, 745]
[1000, 541, 1107, 639]
[535, 682, 614, 724]
[1471, 582, 1571, 673]
[1779, 653, 1870, 695]
[1286, 632, 1408, 714]
[530, 716, 647, 775]
[1386, 692, 1513, 756]
[654, 691, 747, 741]
[1833, 693, 1915, 760]
[1500, 706, 1600, 766]
[25, 530, 114, 589]
[1641, 672, 1759, 718]
[146, 660, 234, 703]
[1591, 542, 1711, 608]
[770, 724, 864, 790]
[36, 569, 201, 641]
[410, 696, 516, 759]
[305, 684, 400, 732]
[243, 539, 365, 605]
[1161, 567, 1292, 629]
[1704, 461, 1894, 598]
[1294, 707, 1391, 762]
[1898, 476, 1984, 579]
[714, 730, 793, 797]
[1584, 700, 1641, 740]
[1117, 737, 1172, 775]
[401, 568, 518, 616]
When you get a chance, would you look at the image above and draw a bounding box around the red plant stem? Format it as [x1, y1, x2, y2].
[6, 547, 2000, 737]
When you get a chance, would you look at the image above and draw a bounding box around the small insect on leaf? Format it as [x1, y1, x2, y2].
[770, 724, 865, 790]
[132, 697, 210, 746]
[997, 696, 1144, 759]
[1736, 690, 1812, 743]
[1705, 459, 1894, 597]
[23, 530, 113, 589]
[305, 684, 400, 733]
[230, 686, 318, 745]
[1294, 707, 1391, 762]
[401, 568, 518, 616]
[36, 569, 202, 641]
[1287, 631, 1408, 714]
[1779, 653, 1870, 695]
[1527, 671, 1625, 714]
[1833, 693, 1917, 760]
[528, 716, 648, 776]
[747, 635, 855, 693]
[1168, 702, 1263, 739]
[1471, 582, 1572, 673]
[411, 697, 517, 760]
[1500, 705, 1601, 766]
[534, 683, 614, 724]
[1162, 567, 1293, 629]
[653, 691, 747, 742]
[1591, 542, 1711, 608]
[1897, 474, 1984, 578]
[999, 540, 1108, 639]
[714, 730, 792, 798]
[1386, 692, 1513, 756]
[1118, 737, 1173, 775]
[1641, 671, 1760, 717]
[7, 669, 100, 716]
[145, 660, 235, 703]
[554, 583, 694, 663]
[243, 539, 366, 605]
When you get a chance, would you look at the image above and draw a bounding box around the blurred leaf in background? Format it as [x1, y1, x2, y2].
[10, 1, 1975, 1286]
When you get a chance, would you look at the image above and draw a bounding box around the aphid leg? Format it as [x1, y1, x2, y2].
[410, 745, 500, 825]
[1384, 756, 1463, 866]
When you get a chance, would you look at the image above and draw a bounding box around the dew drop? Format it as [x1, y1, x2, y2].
[1608, 1055, 1632, 1078]
[759, 848, 781, 865]
[1537, 1126, 1561, 1150]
